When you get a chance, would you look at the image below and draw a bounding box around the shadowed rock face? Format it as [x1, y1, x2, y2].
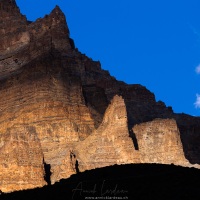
[0, 0, 200, 193]
[174, 114, 200, 164]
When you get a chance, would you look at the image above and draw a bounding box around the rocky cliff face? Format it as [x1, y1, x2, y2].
[75, 96, 140, 171]
[0, 0, 200, 193]
[133, 119, 189, 166]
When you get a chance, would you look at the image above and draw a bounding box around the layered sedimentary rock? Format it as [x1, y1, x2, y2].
[0, 0, 94, 191]
[133, 119, 188, 166]
[75, 95, 140, 172]
[0, 125, 46, 192]
[0, 0, 200, 193]
[73, 101, 190, 176]
[0, 43, 95, 190]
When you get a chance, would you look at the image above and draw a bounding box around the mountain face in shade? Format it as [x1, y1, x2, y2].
[0, 0, 200, 193]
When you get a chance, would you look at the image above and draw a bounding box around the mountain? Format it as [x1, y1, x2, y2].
[0, 0, 200, 193]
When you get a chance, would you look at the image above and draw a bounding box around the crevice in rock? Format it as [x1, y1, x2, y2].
[70, 150, 80, 173]
[69, 38, 75, 49]
[75, 160, 80, 174]
[43, 158, 51, 185]
[129, 129, 139, 150]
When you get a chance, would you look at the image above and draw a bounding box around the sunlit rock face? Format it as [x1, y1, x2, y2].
[0, 0, 95, 192]
[0, 0, 200, 193]
[0, 125, 46, 193]
[133, 119, 189, 166]
[75, 95, 140, 173]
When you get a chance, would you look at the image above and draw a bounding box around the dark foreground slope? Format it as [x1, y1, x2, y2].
[1, 164, 200, 200]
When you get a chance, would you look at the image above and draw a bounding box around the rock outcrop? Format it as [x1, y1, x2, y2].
[75, 95, 140, 172]
[133, 119, 189, 166]
[0, 0, 200, 193]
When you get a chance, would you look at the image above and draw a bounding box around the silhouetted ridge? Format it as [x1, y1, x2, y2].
[2, 164, 200, 200]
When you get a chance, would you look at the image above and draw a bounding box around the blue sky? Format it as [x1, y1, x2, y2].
[16, 0, 200, 116]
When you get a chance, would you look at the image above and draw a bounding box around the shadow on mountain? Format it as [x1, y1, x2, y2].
[175, 114, 200, 164]
[2, 164, 200, 200]
[43, 160, 51, 186]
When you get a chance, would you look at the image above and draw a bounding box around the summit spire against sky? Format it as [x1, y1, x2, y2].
[16, 0, 200, 116]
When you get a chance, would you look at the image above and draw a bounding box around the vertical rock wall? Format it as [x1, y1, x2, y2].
[133, 119, 189, 166]
[75, 95, 140, 172]
[0, 126, 46, 192]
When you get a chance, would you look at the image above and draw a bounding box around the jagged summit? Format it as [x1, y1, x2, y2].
[0, 1, 72, 79]
[0, 0, 17, 8]
[0, 0, 21, 16]
[48, 5, 69, 30]
[51, 5, 65, 16]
